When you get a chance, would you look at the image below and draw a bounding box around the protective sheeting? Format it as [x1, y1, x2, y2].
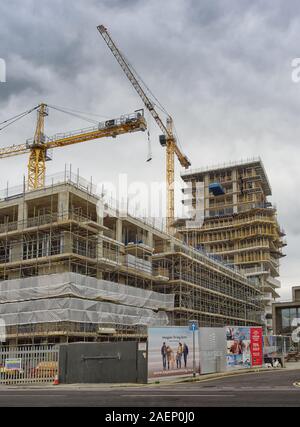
[0, 272, 174, 310]
[0, 297, 170, 327]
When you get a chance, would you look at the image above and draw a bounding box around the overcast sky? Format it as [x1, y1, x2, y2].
[0, 0, 299, 300]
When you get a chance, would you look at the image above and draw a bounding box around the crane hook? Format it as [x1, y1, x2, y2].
[146, 130, 152, 162]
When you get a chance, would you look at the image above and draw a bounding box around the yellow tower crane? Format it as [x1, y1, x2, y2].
[0, 103, 147, 190]
[97, 25, 191, 234]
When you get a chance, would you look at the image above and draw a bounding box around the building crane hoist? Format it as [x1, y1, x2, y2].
[97, 24, 191, 234]
[0, 103, 147, 190]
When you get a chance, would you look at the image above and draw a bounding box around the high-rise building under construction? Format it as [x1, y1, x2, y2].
[178, 158, 286, 333]
[0, 172, 262, 345]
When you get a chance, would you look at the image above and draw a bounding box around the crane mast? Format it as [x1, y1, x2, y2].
[28, 103, 49, 189]
[97, 25, 191, 233]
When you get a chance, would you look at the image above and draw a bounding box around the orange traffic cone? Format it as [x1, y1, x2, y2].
[53, 374, 59, 385]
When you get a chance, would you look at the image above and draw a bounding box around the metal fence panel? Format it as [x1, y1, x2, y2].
[0, 345, 59, 385]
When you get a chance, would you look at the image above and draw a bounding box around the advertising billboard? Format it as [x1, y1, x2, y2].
[250, 327, 263, 366]
[148, 327, 200, 379]
[225, 326, 263, 370]
[226, 327, 251, 370]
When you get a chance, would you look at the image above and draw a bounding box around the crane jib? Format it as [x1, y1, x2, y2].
[0, 110, 147, 190]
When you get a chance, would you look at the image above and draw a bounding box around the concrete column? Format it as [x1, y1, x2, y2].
[163, 238, 174, 252]
[97, 234, 104, 258]
[8, 200, 28, 269]
[115, 218, 122, 243]
[17, 199, 28, 230]
[147, 231, 154, 249]
[96, 234, 104, 280]
[96, 199, 104, 226]
[62, 231, 72, 254]
[58, 191, 69, 220]
[9, 240, 23, 262]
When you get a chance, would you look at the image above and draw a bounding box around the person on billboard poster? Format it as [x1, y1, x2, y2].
[226, 328, 234, 340]
[230, 340, 243, 354]
[161, 342, 167, 370]
[169, 347, 176, 369]
[166, 345, 174, 370]
[176, 343, 183, 368]
[183, 343, 189, 368]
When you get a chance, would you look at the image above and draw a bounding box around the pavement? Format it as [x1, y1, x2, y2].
[0, 367, 299, 407]
[285, 361, 300, 370]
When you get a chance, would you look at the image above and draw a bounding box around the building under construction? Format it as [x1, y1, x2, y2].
[0, 26, 286, 346]
[178, 158, 286, 333]
[0, 172, 262, 345]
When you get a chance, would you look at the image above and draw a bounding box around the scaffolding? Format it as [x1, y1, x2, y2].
[153, 250, 262, 327]
[0, 172, 263, 345]
[179, 158, 286, 333]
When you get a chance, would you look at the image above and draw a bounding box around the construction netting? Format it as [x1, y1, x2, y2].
[0, 297, 169, 327]
[0, 273, 174, 327]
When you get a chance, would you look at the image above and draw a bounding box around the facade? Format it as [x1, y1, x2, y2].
[0, 173, 262, 345]
[272, 287, 300, 336]
[178, 158, 286, 333]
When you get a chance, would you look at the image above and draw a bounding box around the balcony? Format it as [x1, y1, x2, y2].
[266, 276, 281, 289]
[240, 266, 270, 277]
[153, 267, 169, 282]
[125, 242, 154, 256]
[26, 213, 58, 228]
[0, 221, 18, 234]
[262, 292, 273, 301]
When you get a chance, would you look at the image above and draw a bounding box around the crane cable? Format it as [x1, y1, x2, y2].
[120, 49, 170, 117]
[146, 109, 152, 162]
[47, 104, 100, 125]
[173, 122, 184, 152]
[115, 40, 187, 150]
[0, 105, 40, 132]
[48, 104, 110, 121]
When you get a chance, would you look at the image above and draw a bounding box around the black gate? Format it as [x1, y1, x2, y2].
[59, 341, 147, 384]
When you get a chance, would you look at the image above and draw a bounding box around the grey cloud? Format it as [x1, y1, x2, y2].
[0, 0, 300, 298]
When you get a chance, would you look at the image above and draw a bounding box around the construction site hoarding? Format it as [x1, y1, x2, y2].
[148, 325, 263, 379]
[148, 327, 200, 379]
[198, 327, 227, 374]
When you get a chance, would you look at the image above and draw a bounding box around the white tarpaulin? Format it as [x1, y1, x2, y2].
[0, 272, 174, 310]
[0, 273, 173, 327]
[0, 297, 170, 326]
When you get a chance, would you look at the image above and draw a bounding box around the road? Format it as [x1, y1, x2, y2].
[0, 369, 299, 407]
